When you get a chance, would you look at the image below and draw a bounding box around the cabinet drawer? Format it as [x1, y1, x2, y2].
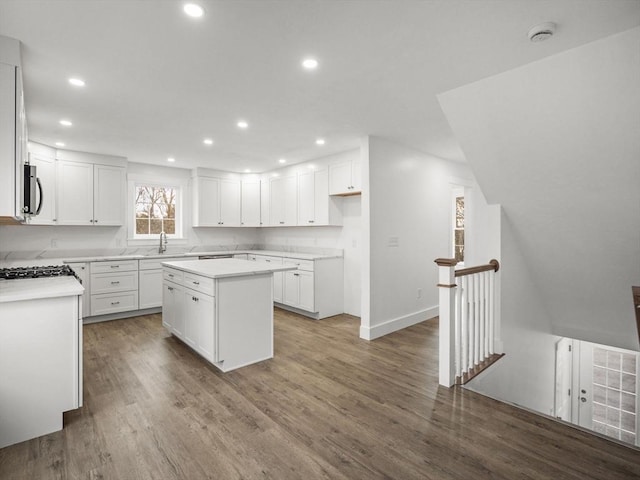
[163, 268, 184, 284]
[183, 272, 214, 296]
[90, 271, 138, 294]
[90, 291, 139, 316]
[91, 259, 138, 274]
[254, 255, 283, 265]
[139, 257, 184, 270]
[283, 258, 314, 272]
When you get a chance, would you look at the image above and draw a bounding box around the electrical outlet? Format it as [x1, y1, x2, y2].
[51, 238, 57, 248]
[388, 236, 399, 247]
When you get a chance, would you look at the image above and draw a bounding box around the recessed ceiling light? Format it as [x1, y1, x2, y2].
[68, 77, 85, 87]
[244, 169, 251, 173]
[272, 173, 280, 177]
[315, 138, 325, 145]
[59, 119, 72, 126]
[302, 58, 319, 70]
[55, 142, 65, 147]
[307, 164, 316, 170]
[203, 138, 214, 145]
[237, 120, 249, 129]
[183, 3, 204, 18]
[278, 158, 286, 164]
[167, 157, 175, 163]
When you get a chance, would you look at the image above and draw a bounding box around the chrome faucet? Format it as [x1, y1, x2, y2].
[159, 231, 167, 254]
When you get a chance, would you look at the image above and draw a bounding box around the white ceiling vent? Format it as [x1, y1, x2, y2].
[528, 22, 557, 43]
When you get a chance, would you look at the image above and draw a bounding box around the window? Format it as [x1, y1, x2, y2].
[453, 190, 464, 263]
[134, 184, 179, 237]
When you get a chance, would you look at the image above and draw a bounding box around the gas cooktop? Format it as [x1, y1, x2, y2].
[0, 265, 80, 281]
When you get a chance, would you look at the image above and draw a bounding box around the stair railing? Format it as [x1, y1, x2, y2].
[435, 258, 502, 387]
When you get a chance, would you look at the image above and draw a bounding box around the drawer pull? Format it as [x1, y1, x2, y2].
[111, 301, 120, 305]
[294, 273, 300, 276]
[168, 274, 174, 277]
[110, 281, 120, 285]
[192, 281, 200, 285]
[110, 265, 120, 269]
[168, 286, 174, 291]
[192, 296, 199, 302]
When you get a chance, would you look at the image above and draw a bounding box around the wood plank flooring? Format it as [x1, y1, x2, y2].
[1, 309, 639, 479]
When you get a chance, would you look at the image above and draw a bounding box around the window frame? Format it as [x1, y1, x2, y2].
[127, 174, 187, 245]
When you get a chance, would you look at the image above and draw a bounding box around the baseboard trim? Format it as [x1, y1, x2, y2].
[359, 306, 438, 340]
[83, 307, 162, 324]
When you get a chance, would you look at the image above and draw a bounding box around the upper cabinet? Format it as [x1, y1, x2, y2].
[297, 169, 342, 226]
[241, 179, 261, 227]
[0, 36, 27, 223]
[329, 157, 361, 196]
[192, 175, 241, 227]
[56, 160, 125, 226]
[269, 174, 297, 226]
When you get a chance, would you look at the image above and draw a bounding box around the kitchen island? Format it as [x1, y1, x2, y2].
[162, 258, 296, 372]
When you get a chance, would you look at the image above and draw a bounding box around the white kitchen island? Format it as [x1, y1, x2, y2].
[162, 258, 295, 372]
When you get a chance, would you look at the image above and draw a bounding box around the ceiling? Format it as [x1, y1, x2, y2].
[1, 0, 638, 173]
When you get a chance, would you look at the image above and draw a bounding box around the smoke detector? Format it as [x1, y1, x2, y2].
[528, 22, 556, 42]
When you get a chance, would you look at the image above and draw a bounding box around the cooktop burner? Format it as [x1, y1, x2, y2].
[0, 265, 80, 282]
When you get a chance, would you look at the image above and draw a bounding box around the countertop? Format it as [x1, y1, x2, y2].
[0, 276, 84, 303]
[162, 258, 297, 279]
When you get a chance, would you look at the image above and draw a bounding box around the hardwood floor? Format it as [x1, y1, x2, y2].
[1, 310, 639, 479]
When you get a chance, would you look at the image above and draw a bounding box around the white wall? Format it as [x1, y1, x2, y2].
[465, 213, 559, 415]
[439, 27, 640, 351]
[361, 135, 472, 339]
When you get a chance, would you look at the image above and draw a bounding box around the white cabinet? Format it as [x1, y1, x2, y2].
[162, 282, 178, 331]
[269, 175, 297, 226]
[56, 161, 125, 226]
[138, 256, 184, 309]
[0, 45, 26, 223]
[329, 158, 361, 195]
[241, 179, 261, 226]
[89, 260, 139, 316]
[192, 176, 241, 227]
[260, 179, 269, 226]
[283, 259, 315, 312]
[27, 151, 56, 225]
[297, 169, 342, 226]
[183, 287, 215, 361]
[249, 254, 283, 302]
[66, 262, 90, 318]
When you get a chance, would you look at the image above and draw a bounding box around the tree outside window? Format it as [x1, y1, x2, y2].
[135, 185, 177, 235]
[454, 196, 464, 262]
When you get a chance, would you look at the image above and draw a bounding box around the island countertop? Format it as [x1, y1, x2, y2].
[161, 258, 296, 279]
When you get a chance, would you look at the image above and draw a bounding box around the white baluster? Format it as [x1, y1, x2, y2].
[489, 270, 495, 354]
[455, 278, 462, 379]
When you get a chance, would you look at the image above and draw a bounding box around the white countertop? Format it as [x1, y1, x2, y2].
[0, 277, 84, 303]
[162, 258, 297, 279]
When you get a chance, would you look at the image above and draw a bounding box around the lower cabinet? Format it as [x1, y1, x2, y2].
[283, 269, 314, 311]
[66, 262, 90, 318]
[89, 260, 138, 316]
[139, 269, 163, 309]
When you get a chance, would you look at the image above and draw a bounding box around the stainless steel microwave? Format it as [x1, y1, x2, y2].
[23, 164, 42, 216]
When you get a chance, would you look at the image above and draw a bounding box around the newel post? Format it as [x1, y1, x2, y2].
[434, 258, 458, 387]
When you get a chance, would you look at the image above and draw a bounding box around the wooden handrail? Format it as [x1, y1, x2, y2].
[454, 259, 500, 277]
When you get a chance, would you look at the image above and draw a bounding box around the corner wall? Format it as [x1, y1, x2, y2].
[361, 136, 472, 339]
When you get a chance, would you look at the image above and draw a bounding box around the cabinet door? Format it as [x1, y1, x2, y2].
[183, 289, 198, 348]
[298, 270, 315, 312]
[56, 160, 94, 225]
[313, 168, 329, 225]
[139, 269, 163, 309]
[193, 177, 220, 226]
[241, 180, 261, 226]
[351, 158, 362, 193]
[93, 164, 124, 225]
[283, 270, 300, 306]
[162, 282, 176, 331]
[219, 179, 241, 226]
[260, 179, 269, 226]
[171, 284, 185, 337]
[273, 271, 284, 303]
[283, 175, 297, 225]
[329, 161, 351, 195]
[269, 176, 285, 225]
[297, 171, 315, 225]
[194, 293, 215, 362]
[28, 153, 56, 225]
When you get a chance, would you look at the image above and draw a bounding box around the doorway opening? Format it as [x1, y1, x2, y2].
[555, 338, 639, 446]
